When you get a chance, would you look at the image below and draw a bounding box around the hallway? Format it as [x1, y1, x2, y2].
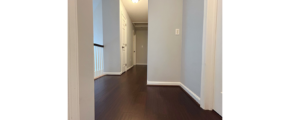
[94, 65, 222, 120]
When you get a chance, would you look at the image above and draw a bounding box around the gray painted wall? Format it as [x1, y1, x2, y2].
[103, 0, 121, 72]
[181, 0, 204, 97]
[147, 0, 183, 82]
[93, 0, 103, 45]
[136, 29, 148, 64]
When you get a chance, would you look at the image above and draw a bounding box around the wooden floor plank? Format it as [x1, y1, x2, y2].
[94, 65, 222, 120]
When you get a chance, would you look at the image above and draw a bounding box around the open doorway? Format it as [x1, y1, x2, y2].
[133, 23, 148, 65]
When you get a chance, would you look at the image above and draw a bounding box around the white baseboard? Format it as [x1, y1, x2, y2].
[180, 83, 201, 103]
[127, 65, 134, 71]
[147, 80, 200, 104]
[103, 72, 122, 75]
[94, 74, 105, 80]
[94, 72, 122, 80]
[136, 63, 147, 65]
[147, 81, 180, 86]
[95, 66, 134, 80]
[100, 67, 133, 77]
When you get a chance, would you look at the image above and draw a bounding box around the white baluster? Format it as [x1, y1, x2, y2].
[97, 47, 99, 76]
[94, 46, 97, 77]
[101, 48, 103, 74]
[94, 46, 104, 78]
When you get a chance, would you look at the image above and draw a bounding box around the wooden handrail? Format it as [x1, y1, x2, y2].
[94, 43, 104, 48]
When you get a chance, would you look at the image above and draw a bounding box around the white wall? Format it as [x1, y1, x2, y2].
[181, 0, 204, 97]
[136, 29, 148, 64]
[147, 0, 183, 82]
[93, 0, 103, 45]
[103, 0, 121, 72]
[76, 0, 95, 119]
[68, 0, 94, 119]
[120, 0, 135, 68]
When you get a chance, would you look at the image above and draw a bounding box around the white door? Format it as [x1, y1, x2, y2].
[121, 14, 127, 72]
[214, 0, 222, 116]
[133, 34, 136, 65]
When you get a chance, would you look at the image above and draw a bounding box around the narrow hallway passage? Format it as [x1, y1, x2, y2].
[94, 66, 222, 120]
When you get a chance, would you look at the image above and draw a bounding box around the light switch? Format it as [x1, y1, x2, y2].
[175, 29, 180, 35]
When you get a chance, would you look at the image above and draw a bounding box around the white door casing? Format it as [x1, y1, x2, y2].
[214, 0, 222, 116]
[200, 0, 220, 112]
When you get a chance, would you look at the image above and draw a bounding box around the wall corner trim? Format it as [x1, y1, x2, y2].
[146, 81, 201, 104]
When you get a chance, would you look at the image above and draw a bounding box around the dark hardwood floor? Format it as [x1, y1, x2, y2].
[94, 65, 222, 120]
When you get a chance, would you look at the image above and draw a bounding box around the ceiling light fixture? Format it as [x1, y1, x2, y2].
[132, 0, 140, 3]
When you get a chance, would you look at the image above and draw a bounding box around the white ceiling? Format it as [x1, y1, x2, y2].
[121, 0, 148, 23]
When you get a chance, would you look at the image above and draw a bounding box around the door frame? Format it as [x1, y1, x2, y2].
[68, 0, 95, 119]
[213, 0, 222, 116]
[200, 0, 222, 113]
